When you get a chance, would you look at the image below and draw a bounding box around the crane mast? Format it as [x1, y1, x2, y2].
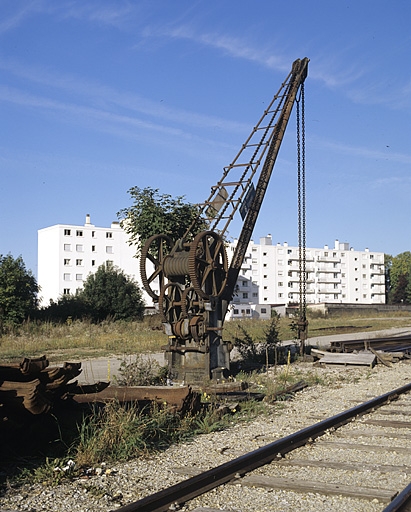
[140, 58, 309, 384]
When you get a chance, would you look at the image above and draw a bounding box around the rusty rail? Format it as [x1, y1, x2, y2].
[114, 381, 411, 512]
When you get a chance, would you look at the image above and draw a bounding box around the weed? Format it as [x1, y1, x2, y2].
[114, 355, 168, 386]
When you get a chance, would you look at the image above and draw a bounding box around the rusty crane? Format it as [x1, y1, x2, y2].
[140, 58, 309, 384]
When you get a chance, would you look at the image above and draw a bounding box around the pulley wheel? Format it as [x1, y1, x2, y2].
[140, 234, 173, 300]
[158, 282, 184, 324]
[188, 231, 228, 300]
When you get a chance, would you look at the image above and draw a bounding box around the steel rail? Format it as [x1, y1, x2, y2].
[382, 481, 411, 512]
[113, 381, 411, 512]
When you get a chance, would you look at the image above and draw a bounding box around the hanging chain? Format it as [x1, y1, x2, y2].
[296, 84, 307, 347]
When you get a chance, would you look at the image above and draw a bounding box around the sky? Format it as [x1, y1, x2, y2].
[1, 0, 411, 277]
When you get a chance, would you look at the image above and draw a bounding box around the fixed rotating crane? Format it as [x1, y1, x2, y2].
[140, 58, 309, 384]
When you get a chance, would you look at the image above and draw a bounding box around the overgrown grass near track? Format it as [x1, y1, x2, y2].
[0, 311, 410, 363]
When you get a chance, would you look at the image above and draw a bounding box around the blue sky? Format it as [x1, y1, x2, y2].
[1, 0, 410, 276]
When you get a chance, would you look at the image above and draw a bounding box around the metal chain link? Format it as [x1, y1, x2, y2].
[296, 84, 307, 344]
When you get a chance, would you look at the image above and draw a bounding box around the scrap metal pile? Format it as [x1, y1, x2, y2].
[0, 355, 201, 437]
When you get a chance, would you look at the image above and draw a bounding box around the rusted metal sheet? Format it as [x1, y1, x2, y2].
[73, 385, 202, 415]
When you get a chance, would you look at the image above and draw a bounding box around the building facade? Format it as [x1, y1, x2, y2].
[38, 217, 386, 315]
[37, 214, 146, 306]
[227, 235, 386, 319]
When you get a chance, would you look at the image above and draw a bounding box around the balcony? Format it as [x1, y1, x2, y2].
[317, 256, 341, 263]
[317, 288, 341, 294]
[317, 277, 341, 284]
[316, 266, 340, 272]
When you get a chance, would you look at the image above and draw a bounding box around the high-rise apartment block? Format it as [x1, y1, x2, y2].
[38, 217, 385, 315]
[227, 235, 385, 319]
[37, 214, 146, 306]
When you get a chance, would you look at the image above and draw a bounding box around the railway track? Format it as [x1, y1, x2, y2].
[115, 381, 411, 512]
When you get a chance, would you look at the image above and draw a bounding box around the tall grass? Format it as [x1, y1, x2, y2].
[0, 315, 166, 362]
[75, 401, 196, 466]
[1, 310, 410, 363]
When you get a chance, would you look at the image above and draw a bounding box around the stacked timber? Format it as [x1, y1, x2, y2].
[312, 347, 407, 367]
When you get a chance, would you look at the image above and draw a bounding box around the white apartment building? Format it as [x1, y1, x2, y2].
[37, 214, 147, 306]
[227, 236, 386, 319]
[38, 217, 386, 316]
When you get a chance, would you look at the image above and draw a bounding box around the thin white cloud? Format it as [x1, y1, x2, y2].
[0, 1, 42, 34]
[0, 84, 239, 157]
[56, 1, 135, 29]
[0, 57, 248, 133]
[311, 136, 411, 165]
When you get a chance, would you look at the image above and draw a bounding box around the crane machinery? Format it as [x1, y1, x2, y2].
[140, 57, 309, 384]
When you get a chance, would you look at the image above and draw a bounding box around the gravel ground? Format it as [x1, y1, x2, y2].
[1, 359, 411, 512]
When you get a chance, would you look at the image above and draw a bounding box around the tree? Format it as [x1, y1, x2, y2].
[386, 252, 411, 304]
[117, 186, 207, 256]
[39, 294, 90, 323]
[81, 262, 145, 321]
[0, 254, 39, 332]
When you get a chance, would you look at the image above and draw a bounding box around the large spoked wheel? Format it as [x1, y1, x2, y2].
[158, 282, 184, 324]
[188, 231, 228, 300]
[140, 234, 173, 301]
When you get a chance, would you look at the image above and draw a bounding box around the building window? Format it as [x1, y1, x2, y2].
[106, 232, 113, 238]
[278, 293, 283, 298]
[76, 259, 83, 266]
[76, 244, 84, 252]
[263, 252, 267, 256]
[76, 274, 83, 281]
[242, 293, 248, 299]
[76, 230, 83, 237]
[92, 245, 96, 252]
[63, 288, 70, 295]
[233, 309, 239, 315]
[64, 229, 71, 236]
[246, 309, 251, 315]
[64, 259, 71, 266]
[106, 246, 113, 254]
[63, 273, 71, 281]
[92, 260, 96, 266]
[253, 292, 258, 297]
[263, 263, 267, 267]
[242, 281, 248, 287]
[92, 231, 95, 238]
[264, 286, 267, 290]
[261, 308, 267, 314]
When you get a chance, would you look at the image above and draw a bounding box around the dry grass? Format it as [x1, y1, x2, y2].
[1, 311, 410, 363]
[0, 315, 165, 363]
